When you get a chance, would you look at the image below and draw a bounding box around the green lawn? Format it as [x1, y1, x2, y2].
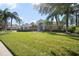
[0, 32, 79, 56]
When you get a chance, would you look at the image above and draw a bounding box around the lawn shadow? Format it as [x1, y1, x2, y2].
[63, 47, 79, 56]
[0, 31, 11, 36]
[50, 47, 79, 56]
[48, 32, 79, 41]
[50, 51, 57, 56]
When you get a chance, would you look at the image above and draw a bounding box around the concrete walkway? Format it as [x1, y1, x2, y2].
[0, 41, 13, 56]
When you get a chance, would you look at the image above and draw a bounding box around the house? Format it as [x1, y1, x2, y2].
[0, 25, 3, 29]
[36, 19, 62, 32]
[7, 23, 20, 30]
[36, 19, 46, 31]
[20, 23, 32, 30]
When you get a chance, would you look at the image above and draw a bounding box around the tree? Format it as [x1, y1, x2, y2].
[0, 8, 22, 30]
[35, 3, 77, 32]
[74, 4, 79, 26]
[36, 3, 62, 30]
[47, 9, 61, 30]
[30, 22, 37, 31]
[9, 12, 22, 30]
[2, 8, 11, 30]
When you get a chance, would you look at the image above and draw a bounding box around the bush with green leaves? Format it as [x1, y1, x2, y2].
[75, 26, 79, 34]
[76, 31, 79, 34]
[68, 26, 76, 33]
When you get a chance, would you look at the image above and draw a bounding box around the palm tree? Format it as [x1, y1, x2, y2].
[47, 10, 61, 30]
[55, 4, 75, 32]
[0, 8, 22, 30]
[36, 3, 61, 30]
[74, 4, 79, 26]
[2, 8, 10, 30]
[0, 9, 4, 29]
[36, 3, 76, 32]
[9, 12, 22, 30]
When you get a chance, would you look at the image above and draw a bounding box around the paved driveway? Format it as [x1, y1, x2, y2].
[0, 41, 13, 56]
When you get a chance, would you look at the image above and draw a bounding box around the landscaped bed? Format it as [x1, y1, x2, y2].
[0, 32, 79, 56]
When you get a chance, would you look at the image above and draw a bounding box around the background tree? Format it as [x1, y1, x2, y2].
[35, 3, 78, 32]
[30, 22, 37, 31]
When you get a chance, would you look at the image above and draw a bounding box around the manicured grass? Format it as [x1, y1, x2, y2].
[0, 32, 79, 56]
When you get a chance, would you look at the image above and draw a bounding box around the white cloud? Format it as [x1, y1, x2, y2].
[6, 3, 17, 9]
[20, 16, 23, 20]
[32, 3, 40, 5]
[0, 3, 17, 9]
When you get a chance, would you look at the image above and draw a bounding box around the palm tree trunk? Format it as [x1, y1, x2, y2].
[66, 8, 69, 32]
[76, 11, 77, 26]
[55, 15, 59, 29]
[11, 19, 13, 30]
[4, 19, 7, 30]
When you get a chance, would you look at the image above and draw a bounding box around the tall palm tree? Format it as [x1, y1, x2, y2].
[37, 3, 61, 30]
[47, 10, 61, 29]
[9, 12, 22, 30]
[0, 9, 4, 29]
[1, 8, 11, 30]
[55, 3, 74, 32]
[0, 8, 22, 30]
[36, 3, 76, 32]
[74, 4, 79, 26]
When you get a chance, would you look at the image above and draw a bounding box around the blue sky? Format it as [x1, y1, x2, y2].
[0, 3, 47, 24]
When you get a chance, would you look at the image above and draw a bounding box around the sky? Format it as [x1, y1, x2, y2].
[0, 3, 47, 24]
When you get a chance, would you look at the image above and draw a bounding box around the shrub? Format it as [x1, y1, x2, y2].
[68, 26, 76, 33]
[75, 26, 79, 34]
[76, 31, 79, 34]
